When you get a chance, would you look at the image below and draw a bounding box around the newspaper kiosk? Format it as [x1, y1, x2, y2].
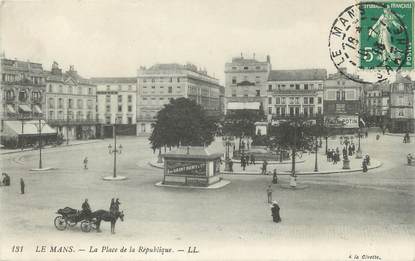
[162, 146, 222, 187]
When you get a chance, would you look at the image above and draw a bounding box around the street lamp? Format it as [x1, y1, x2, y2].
[31, 118, 46, 169]
[314, 135, 318, 172]
[108, 123, 122, 178]
[222, 136, 233, 171]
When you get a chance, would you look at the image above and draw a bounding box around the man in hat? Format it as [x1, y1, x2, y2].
[81, 199, 91, 217]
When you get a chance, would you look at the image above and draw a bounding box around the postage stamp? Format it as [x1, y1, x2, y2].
[328, 1, 414, 84]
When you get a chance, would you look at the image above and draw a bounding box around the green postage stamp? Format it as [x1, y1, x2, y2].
[360, 1, 413, 70]
[329, 1, 414, 83]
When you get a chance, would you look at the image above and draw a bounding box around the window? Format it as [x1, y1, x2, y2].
[255, 76, 260, 83]
[268, 97, 272, 104]
[289, 107, 294, 116]
[232, 66, 237, 70]
[268, 107, 272, 114]
[106, 116, 111, 124]
[59, 85, 63, 93]
[30, 92, 40, 103]
[48, 84, 53, 92]
[48, 98, 55, 109]
[304, 84, 309, 90]
[281, 97, 286, 104]
[68, 86, 73, 94]
[118, 105, 122, 112]
[295, 107, 300, 115]
[128, 105, 132, 112]
[341, 91, 346, 100]
[295, 84, 300, 90]
[68, 99, 73, 109]
[88, 88, 92, 95]
[256, 90, 260, 96]
[105, 95, 111, 103]
[256, 66, 260, 69]
[18, 91, 27, 102]
[309, 97, 314, 104]
[5, 90, 14, 101]
[232, 77, 236, 84]
[336, 104, 345, 113]
[290, 84, 294, 88]
[106, 85, 110, 91]
[151, 86, 155, 89]
[118, 95, 122, 103]
[304, 97, 308, 104]
[268, 85, 272, 91]
[58, 98, 63, 109]
[77, 99, 83, 109]
[295, 97, 299, 104]
[49, 111, 54, 119]
[281, 107, 286, 116]
[318, 107, 322, 114]
[128, 85, 132, 91]
[318, 97, 322, 104]
[309, 107, 314, 116]
[127, 117, 132, 124]
[276, 107, 281, 115]
[244, 66, 248, 70]
[106, 105, 110, 113]
[128, 95, 132, 103]
[151, 78, 155, 83]
[275, 97, 280, 104]
[168, 86, 172, 93]
[177, 78, 180, 82]
[336, 91, 341, 101]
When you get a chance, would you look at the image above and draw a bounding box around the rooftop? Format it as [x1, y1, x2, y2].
[163, 146, 223, 160]
[268, 69, 327, 81]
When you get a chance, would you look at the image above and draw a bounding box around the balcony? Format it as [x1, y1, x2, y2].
[47, 118, 101, 125]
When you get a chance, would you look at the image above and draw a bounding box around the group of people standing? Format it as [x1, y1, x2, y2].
[240, 153, 255, 171]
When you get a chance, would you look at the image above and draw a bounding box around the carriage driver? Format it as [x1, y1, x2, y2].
[81, 199, 92, 216]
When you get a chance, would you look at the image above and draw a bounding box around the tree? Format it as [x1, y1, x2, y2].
[268, 118, 316, 175]
[149, 98, 217, 151]
[222, 109, 263, 151]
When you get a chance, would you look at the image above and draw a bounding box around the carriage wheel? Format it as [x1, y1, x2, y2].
[54, 216, 67, 231]
[80, 221, 91, 233]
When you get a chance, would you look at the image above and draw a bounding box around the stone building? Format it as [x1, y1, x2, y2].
[90, 77, 137, 137]
[389, 74, 414, 133]
[323, 69, 362, 133]
[267, 69, 326, 121]
[45, 62, 98, 141]
[224, 55, 271, 114]
[1, 58, 56, 148]
[136, 63, 223, 136]
[364, 83, 390, 127]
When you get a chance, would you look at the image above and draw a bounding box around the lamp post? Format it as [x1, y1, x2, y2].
[223, 136, 233, 171]
[108, 123, 122, 178]
[314, 135, 318, 172]
[31, 117, 46, 169]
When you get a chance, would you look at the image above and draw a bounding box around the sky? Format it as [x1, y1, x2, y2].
[1, 0, 413, 84]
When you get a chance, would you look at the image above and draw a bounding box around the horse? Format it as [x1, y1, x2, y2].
[90, 210, 124, 234]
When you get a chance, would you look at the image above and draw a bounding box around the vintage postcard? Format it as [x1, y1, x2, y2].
[1, 0, 414, 260]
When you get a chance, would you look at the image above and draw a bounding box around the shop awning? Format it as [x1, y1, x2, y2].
[7, 105, 16, 114]
[1, 120, 57, 138]
[34, 105, 42, 114]
[18, 104, 31, 112]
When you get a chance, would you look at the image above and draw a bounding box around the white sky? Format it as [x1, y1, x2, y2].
[1, 0, 413, 83]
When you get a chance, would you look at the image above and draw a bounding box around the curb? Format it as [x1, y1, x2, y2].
[0, 140, 100, 155]
[148, 161, 164, 169]
[155, 180, 230, 189]
[221, 160, 382, 176]
[230, 159, 306, 165]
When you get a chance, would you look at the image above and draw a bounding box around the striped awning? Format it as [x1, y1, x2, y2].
[18, 104, 31, 112]
[34, 105, 42, 114]
[7, 105, 16, 114]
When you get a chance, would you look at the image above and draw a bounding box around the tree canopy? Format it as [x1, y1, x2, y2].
[222, 109, 264, 139]
[149, 98, 217, 150]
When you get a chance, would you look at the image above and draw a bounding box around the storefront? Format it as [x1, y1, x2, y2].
[1, 120, 57, 149]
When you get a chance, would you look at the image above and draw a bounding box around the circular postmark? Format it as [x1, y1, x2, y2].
[328, 2, 411, 84]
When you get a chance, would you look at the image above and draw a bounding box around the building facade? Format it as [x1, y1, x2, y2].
[0, 58, 58, 148]
[364, 83, 390, 127]
[323, 69, 362, 133]
[389, 74, 414, 133]
[45, 63, 98, 140]
[267, 69, 326, 121]
[91, 77, 137, 137]
[224, 55, 271, 114]
[136, 63, 223, 136]
[1, 58, 46, 121]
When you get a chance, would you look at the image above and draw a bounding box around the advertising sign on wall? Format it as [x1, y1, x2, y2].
[325, 115, 359, 128]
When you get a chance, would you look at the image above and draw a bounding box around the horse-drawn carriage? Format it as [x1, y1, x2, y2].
[54, 207, 124, 233]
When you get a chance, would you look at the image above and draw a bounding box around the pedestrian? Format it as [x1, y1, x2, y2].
[261, 160, 268, 175]
[250, 153, 255, 165]
[241, 157, 246, 171]
[229, 160, 233, 172]
[20, 178, 25, 194]
[2, 173, 10, 186]
[272, 169, 278, 184]
[83, 157, 88, 169]
[365, 154, 371, 166]
[407, 153, 413, 165]
[365, 130, 368, 138]
[270, 201, 281, 223]
[266, 185, 273, 203]
[115, 198, 121, 212]
[376, 134, 380, 141]
[245, 154, 250, 166]
[362, 159, 368, 173]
